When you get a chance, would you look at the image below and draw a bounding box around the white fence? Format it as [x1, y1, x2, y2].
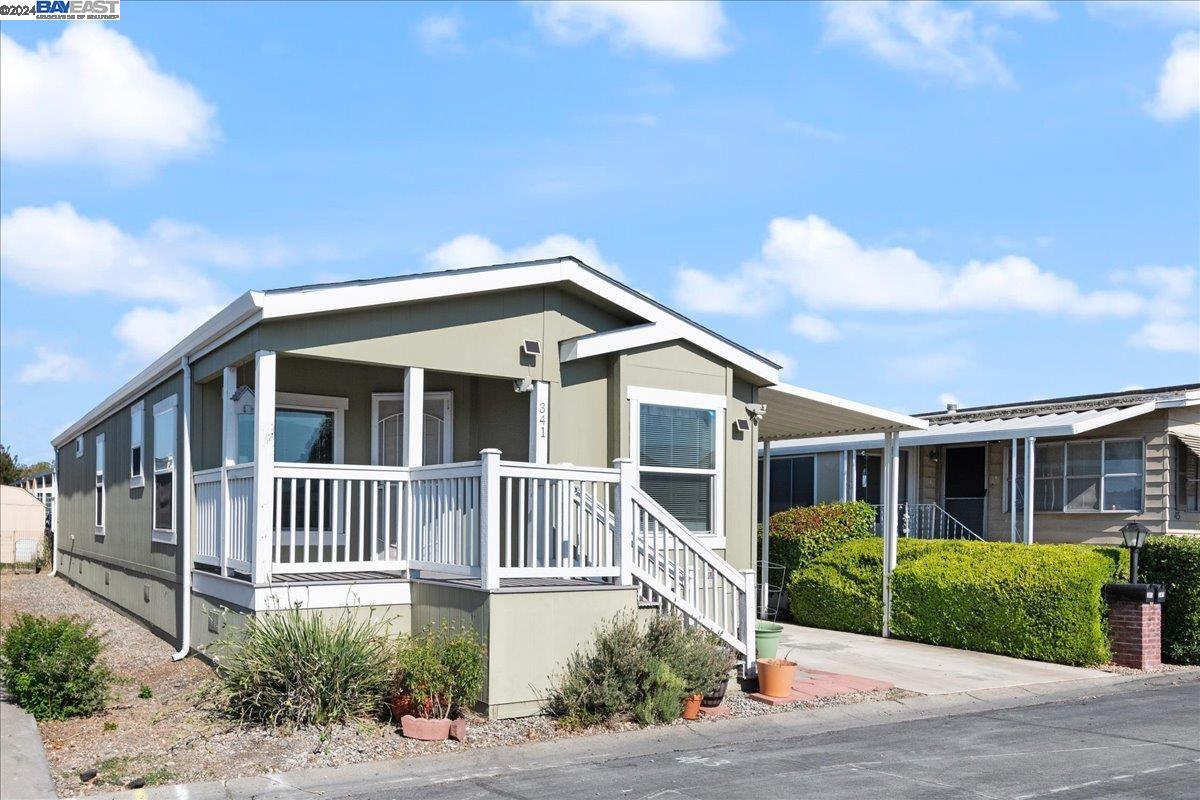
[192, 451, 756, 666]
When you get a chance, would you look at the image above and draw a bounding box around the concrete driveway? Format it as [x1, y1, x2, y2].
[774, 623, 1109, 695]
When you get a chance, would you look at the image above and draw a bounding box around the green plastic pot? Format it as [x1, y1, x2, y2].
[755, 622, 783, 659]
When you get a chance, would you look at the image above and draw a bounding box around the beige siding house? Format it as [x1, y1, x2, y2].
[50, 258, 923, 718]
[764, 384, 1200, 546]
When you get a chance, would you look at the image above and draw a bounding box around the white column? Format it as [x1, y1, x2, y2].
[741, 569, 757, 675]
[838, 449, 848, 502]
[759, 439, 772, 614]
[403, 367, 424, 468]
[252, 350, 276, 583]
[1023, 436, 1036, 545]
[614, 458, 636, 586]
[882, 432, 900, 637]
[1010, 438, 1018, 544]
[529, 380, 549, 463]
[479, 448, 501, 590]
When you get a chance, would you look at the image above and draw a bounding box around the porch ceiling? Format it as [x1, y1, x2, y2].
[758, 383, 927, 441]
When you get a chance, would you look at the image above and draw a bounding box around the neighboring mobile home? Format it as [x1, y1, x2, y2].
[762, 384, 1200, 545]
[50, 258, 924, 717]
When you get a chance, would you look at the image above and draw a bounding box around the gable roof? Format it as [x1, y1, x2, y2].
[53, 258, 782, 448]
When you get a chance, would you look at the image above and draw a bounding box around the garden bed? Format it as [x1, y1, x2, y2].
[1, 574, 903, 797]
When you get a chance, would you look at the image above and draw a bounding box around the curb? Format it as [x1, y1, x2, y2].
[83, 670, 1200, 800]
[1, 701, 56, 800]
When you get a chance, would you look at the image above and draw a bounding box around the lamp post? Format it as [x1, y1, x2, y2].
[1120, 522, 1148, 583]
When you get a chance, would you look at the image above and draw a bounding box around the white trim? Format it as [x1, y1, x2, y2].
[152, 395, 179, 543]
[629, 386, 725, 544]
[370, 390, 454, 466]
[192, 570, 412, 611]
[129, 400, 145, 489]
[94, 433, 105, 536]
[627, 385, 728, 410]
[529, 381, 549, 463]
[761, 383, 927, 439]
[561, 322, 679, 362]
[276, 391, 347, 464]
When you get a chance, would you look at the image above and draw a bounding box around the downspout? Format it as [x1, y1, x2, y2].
[172, 356, 193, 661]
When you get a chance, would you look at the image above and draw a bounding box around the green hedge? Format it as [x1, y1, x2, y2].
[789, 539, 1116, 665]
[764, 501, 877, 576]
[1139, 536, 1200, 665]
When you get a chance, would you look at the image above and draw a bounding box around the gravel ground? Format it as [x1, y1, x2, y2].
[2, 574, 905, 798]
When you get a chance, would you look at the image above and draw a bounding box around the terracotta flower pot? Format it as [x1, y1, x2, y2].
[682, 694, 703, 720]
[756, 657, 798, 699]
[401, 715, 452, 741]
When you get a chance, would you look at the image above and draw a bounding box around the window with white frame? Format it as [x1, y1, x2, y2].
[630, 388, 724, 538]
[130, 400, 145, 488]
[153, 395, 178, 537]
[1006, 438, 1144, 513]
[94, 433, 105, 533]
[1175, 440, 1199, 513]
[371, 392, 453, 466]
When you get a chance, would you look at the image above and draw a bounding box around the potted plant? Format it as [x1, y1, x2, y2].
[392, 624, 485, 741]
[682, 693, 703, 720]
[756, 649, 798, 699]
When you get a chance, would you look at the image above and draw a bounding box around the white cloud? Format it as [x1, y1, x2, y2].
[823, 0, 1012, 87]
[982, 1, 1057, 21]
[0, 24, 216, 174]
[672, 267, 772, 315]
[416, 14, 463, 51]
[1147, 32, 1200, 122]
[789, 314, 840, 343]
[1129, 319, 1200, 353]
[17, 346, 90, 384]
[0, 203, 323, 306]
[426, 233, 623, 279]
[675, 215, 1145, 318]
[755, 349, 795, 377]
[527, 1, 730, 59]
[113, 304, 225, 362]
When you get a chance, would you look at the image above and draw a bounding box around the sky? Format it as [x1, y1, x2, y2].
[1, 0, 1198, 463]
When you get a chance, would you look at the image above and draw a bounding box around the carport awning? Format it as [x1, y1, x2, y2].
[766, 400, 1160, 453]
[758, 383, 927, 441]
[1175, 432, 1200, 459]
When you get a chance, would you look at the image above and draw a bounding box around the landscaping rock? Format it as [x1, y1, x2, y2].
[79, 769, 97, 783]
[449, 718, 467, 742]
[400, 715, 451, 741]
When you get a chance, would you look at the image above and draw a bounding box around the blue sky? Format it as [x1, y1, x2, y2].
[2, 1, 1198, 463]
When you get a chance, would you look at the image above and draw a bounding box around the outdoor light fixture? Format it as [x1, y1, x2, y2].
[1120, 522, 1149, 583]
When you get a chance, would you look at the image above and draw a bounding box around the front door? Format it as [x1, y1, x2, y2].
[943, 445, 986, 536]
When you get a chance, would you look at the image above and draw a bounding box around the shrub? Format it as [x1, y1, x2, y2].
[212, 607, 392, 727]
[392, 623, 486, 718]
[1139, 535, 1200, 664]
[788, 539, 1114, 665]
[544, 614, 733, 729]
[0, 614, 111, 720]
[764, 501, 877, 576]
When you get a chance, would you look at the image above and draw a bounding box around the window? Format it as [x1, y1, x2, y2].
[94, 434, 105, 533]
[153, 395, 178, 538]
[372, 392, 453, 466]
[630, 388, 724, 539]
[1007, 438, 1144, 513]
[75, 436, 83, 458]
[276, 393, 347, 534]
[130, 401, 144, 488]
[1177, 440, 1200, 513]
[760, 455, 816, 516]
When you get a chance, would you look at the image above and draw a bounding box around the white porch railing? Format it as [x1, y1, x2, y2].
[871, 502, 983, 541]
[191, 450, 756, 666]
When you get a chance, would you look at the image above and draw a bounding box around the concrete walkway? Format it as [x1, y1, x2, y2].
[1, 701, 56, 800]
[774, 622, 1108, 695]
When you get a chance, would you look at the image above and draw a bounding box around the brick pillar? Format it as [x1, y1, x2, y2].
[1108, 600, 1161, 670]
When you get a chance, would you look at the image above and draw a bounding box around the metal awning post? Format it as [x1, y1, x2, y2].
[881, 431, 899, 637]
[1023, 436, 1036, 545]
[759, 439, 772, 615]
[1010, 437, 1018, 544]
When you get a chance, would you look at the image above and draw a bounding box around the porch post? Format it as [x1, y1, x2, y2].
[1010, 437, 1018, 544]
[403, 367, 424, 467]
[614, 458, 635, 586]
[479, 448, 501, 590]
[252, 350, 276, 583]
[882, 431, 900, 638]
[740, 569, 757, 675]
[759, 439, 771, 614]
[838, 449, 848, 502]
[529, 381, 549, 463]
[220, 366, 237, 576]
[1023, 436, 1036, 545]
